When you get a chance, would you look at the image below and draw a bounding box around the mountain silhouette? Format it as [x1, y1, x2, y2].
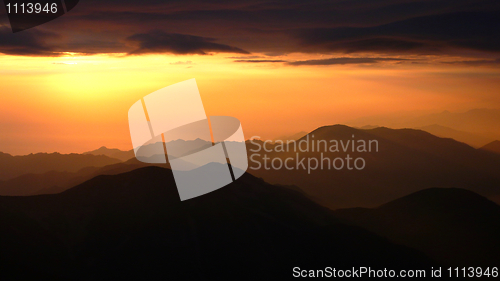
[247, 125, 500, 208]
[0, 140, 222, 196]
[335, 188, 500, 266]
[480, 140, 500, 154]
[0, 159, 164, 196]
[348, 108, 500, 142]
[416, 124, 492, 148]
[273, 131, 308, 142]
[0, 166, 435, 280]
[83, 146, 135, 162]
[84, 139, 214, 162]
[0, 152, 121, 181]
[410, 109, 500, 136]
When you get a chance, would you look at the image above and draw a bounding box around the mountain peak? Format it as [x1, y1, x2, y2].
[335, 187, 500, 267]
[379, 187, 499, 213]
[480, 140, 500, 154]
[62, 166, 180, 201]
[0, 165, 436, 279]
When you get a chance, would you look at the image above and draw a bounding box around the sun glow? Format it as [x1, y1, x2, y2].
[1, 52, 500, 155]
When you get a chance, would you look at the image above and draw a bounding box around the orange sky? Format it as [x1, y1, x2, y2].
[1, 52, 500, 155]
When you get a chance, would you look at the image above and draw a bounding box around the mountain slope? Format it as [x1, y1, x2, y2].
[83, 146, 135, 161]
[480, 140, 500, 154]
[417, 124, 492, 147]
[0, 167, 435, 280]
[409, 109, 500, 135]
[335, 188, 500, 266]
[273, 131, 308, 141]
[0, 160, 161, 196]
[247, 125, 500, 208]
[83, 139, 213, 162]
[348, 108, 500, 140]
[0, 152, 121, 181]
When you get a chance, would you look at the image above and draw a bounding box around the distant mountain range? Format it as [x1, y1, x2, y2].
[416, 124, 493, 148]
[0, 152, 121, 181]
[83, 146, 135, 161]
[348, 108, 500, 147]
[335, 188, 500, 266]
[247, 125, 500, 208]
[0, 166, 435, 280]
[2, 124, 500, 209]
[83, 139, 212, 161]
[0, 121, 498, 279]
[0, 159, 159, 196]
[273, 131, 308, 142]
[480, 140, 500, 154]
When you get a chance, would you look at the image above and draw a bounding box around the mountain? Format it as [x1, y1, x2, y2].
[0, 159, 161, 196]
[480, 140, 500, 154]
[357, 125, 379, 129]
[247, 125, 500, 208]
[0, 152, 122, 181]
[84, 139, 213, 161]
[416, 124, 493, 148]
[0, 167, 435, 280]
[335, 188, 500, 266]
[83, 146, 135, 162]
[273, 131, 308, 142]
[348, 108, 500, 141]
[0, 170, 85, 196]
[410, 109, 500, 135]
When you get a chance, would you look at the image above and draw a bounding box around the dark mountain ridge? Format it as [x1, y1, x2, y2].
[0, 159, 160, 196]
[0, 166, 435, 280]
[480, 140, 500, 154]
[83, 146, 135, 162]
[335, 187, 500, 266]
[247, 124, 500, 208]
[0, 152, 122, 181]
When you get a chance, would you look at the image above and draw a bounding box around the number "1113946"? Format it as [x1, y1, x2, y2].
[6, 3, 58, 13]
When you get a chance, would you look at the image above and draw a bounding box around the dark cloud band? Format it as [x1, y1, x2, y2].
[0, 0, 498, 60]
[294, 12, 500, 54]
[126, 31, 249, 55]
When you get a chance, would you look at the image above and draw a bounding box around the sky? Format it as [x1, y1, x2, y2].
[0, 0, 499, 155]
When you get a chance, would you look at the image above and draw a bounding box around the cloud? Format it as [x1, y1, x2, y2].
[294, 11, 500, 54]
[1, 0, 499, 59]
[227, 55, 265, 59]
[125, 31, 249, 55]
[170, 60, 193, 65]
[287, 57, 408, 66]
[442, 58, 500, 66]
[234, 59, 286, 63]
[0, 26, 60, 56]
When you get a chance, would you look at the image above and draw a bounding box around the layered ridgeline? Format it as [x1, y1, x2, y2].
[83, 146, 135, 162]
[335, 188, 500, 267]
[480, 140, 500, 154]
[348, 108, 500, 146]
[416, 124, 493, 148]
[0, 139, 214, 196]
[0, 152, 121, 181]
[247, 125, 500, 209]
[2, 125, 500, 209]
[0, 158, 158, 196]
[83, 139, 213, 161]
[0, 166, 435, 280]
